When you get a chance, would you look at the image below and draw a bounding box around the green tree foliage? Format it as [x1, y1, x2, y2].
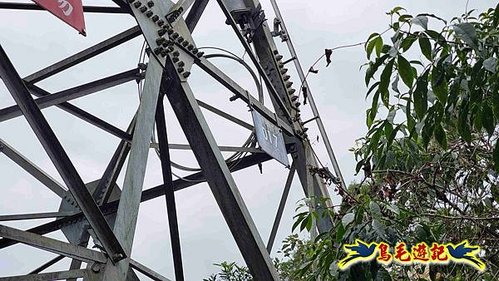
[304, 4, 499, 280]
[207, 4, 499, 281]
[203, 262, 253, 281]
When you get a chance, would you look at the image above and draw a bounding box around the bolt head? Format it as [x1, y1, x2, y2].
[91, 263, 101, 273]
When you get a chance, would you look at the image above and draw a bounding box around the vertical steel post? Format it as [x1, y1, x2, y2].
[100, 57, 164, 280]
[268, 0, 346, 189]
[155, 94, 185, 281]
[161, 61, 280, 280]
[267, 162, 296, 252]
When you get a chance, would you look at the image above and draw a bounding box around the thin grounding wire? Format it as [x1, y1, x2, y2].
[198, 46, 264, 103]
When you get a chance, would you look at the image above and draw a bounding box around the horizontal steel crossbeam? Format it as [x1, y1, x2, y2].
[0, 153, 273, 250]
[0, 224, 107, 263]
[24, 26, 141, 84]
[150, 143, 261, 153]
[0, 69, 139, 122]
[0, 269, 89, 281]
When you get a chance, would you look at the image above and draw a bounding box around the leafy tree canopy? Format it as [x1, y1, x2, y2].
[207, 4, 499, 281]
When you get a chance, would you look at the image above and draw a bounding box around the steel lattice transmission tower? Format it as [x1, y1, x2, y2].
[0, 0, 345, 280]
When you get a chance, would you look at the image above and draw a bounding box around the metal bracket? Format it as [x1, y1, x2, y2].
[271, 17, 288, 42]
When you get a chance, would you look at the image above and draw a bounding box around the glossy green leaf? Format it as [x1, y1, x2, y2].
[418, 34, 432, 60]
[453, 23, 479, 50]
[365, 55, 388, 86]
[413, 72, 429, 119]
[412, 15, 428, 29]
[482, 103, 495, 136]
[391, 75, 400, 93]
[425, 30, 446, 45]
[483, 57, 497, 73]
[366, 81, 380, 98]
[418, 13, 448, 24]
[474, 105, 483, 131]
[355, 160, 365, 174]
[458, 101, 472, 143]
[390, 6, 406, 15]
[366, 38, 377, 59]
[368, 91, 380, 128]
[335, 222, 345, 243]
[422, 112, 435, 148]
[387, 124, 402, 148]
[398, 55, 414, 87]
[384, 120, 393, 138]
[368, 129, 383, 155]
[375, 36, 383, 58]
[401, 34, 417, 51]
[434, 123, 447, 149]
[305, 214, 313, 231]
[342, 212, 355, 227]
[379, 59, 395, 106]
[369, 201, 381, 219]
[372, 219, 386, 238]
[431, 63, 448, 104]
[398, 14, 413, 23]
[386, 203, 400, 215]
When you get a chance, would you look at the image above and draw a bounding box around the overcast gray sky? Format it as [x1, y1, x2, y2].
[0, 0, 495, 280]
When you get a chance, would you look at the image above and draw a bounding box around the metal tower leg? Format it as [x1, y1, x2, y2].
[218, 0, 334, 234]
[99, 56, 165, 280]
[155, 94, 185, 281]
[161, 61, 280, 280]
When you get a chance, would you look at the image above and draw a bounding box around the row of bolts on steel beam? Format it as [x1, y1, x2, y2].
[128, 0, 309, 139]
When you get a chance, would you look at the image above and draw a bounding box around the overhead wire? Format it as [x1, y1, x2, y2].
[296, 27, 392, 101]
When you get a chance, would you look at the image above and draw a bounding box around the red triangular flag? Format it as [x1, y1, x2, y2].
[32, 0, 86, 35]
